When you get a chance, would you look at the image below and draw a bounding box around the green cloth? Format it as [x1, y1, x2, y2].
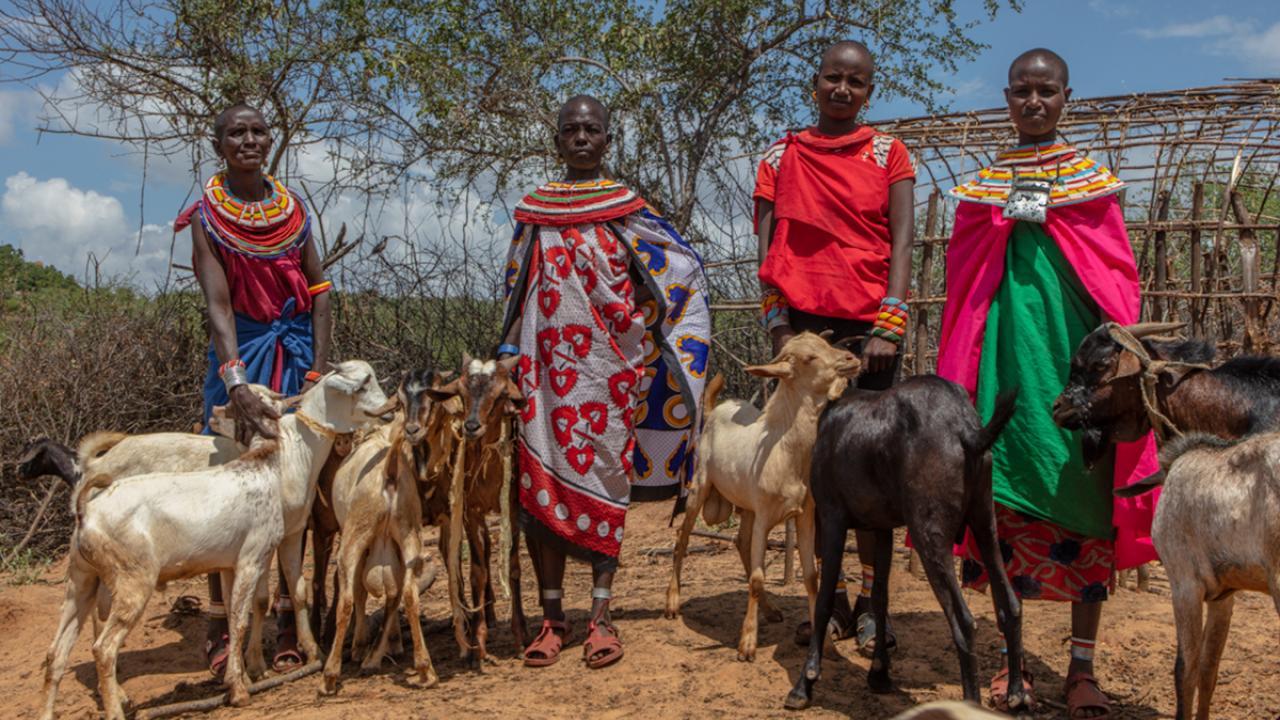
[976, 221, 1114, 539]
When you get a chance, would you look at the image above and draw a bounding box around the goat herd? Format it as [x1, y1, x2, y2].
[14, 321, 1280, 720]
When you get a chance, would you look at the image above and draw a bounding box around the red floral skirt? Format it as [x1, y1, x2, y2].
[962, 503, 1114, 603]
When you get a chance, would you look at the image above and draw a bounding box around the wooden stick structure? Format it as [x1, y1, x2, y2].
[135, 661, 323, 720]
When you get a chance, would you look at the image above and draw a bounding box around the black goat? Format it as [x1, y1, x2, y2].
[15, 437, 79, 488]
[785, 376, 1024, 711]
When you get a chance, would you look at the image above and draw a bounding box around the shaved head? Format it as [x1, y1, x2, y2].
[820, 40, 876, 77]
[213, 103, 262, 142]
[1008, 48, 1069, 87]
[558, 94, 610, 130]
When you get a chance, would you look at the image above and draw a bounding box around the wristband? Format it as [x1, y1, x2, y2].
[307, 280, 333, 296]
[497, 343, 520, 357]
[304, 370, 323, 383]
[760, 288, 791, 332]
[871, 297, 910, 345]
[221, 365, 249, 391]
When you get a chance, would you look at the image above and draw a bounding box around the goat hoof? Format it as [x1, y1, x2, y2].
[783, 688, 811, 711]
[320, 672, 340, 696]
[736, 647, 757, 662]
[406, 668, 439, 688]
[867, 669, 892, 695]
[228, 686, 251, 707]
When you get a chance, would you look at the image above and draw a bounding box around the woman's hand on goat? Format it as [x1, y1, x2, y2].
[862, 336, 898, 374]
[230, 384, 281, 446]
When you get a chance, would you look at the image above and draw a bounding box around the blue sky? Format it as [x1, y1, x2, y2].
[1, 0, 1278, 285]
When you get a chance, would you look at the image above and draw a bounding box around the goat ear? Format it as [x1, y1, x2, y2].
[214, 402, 238, 420]
[1115, 470, 1164, 497]
[460, 352, 474, 373]
[15, 440, 45, 467]
[504, 378, 527, 412]
[365, 394, 400, 418]
[1123, 321, 1187, 339]
[745, 360, 793, 379]
[498, 354, 520, 374]
[817, 329, 835, 341]
[435, 370, 455, 383]
[426, 378, 462, 403]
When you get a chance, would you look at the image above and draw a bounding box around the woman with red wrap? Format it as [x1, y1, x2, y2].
[754, 40, 915, 654]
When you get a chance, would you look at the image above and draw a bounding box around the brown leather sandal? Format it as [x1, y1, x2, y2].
[523, 619, 570, 668]
[990, 664, 1036, 712]
[583, 614, 623, 669]
[1064, 671, 1111, 719]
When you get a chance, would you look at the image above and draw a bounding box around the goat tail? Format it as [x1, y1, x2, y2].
[973, 388, 1019, 455]
[703, 373, 725, 410]
[75, 473, 114, 525]
[76, 431, 128, 462]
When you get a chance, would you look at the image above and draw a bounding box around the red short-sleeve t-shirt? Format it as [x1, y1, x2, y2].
[755, 126, 914, 322]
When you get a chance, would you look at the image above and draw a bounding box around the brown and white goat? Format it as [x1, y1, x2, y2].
[785, 377, 1023, 710]
[666, 332, 860, 662]
[426, 354, 527, 663]
[1116, 432, 1280, 720]
[321, 370, 444, 693]
[38, 363, 387, 720]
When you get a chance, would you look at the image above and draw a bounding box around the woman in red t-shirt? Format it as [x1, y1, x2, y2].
[754, 39, 915, 653]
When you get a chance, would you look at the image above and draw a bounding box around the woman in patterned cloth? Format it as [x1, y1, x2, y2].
[497, 95, 710, 669]
[938, 49, 1158, 719]
[754, 40, 916, 654]
[175, 103, 333, 677]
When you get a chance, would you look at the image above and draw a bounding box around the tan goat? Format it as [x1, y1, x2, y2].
[321, 370, 445, 694]
[665, 332, 860, 661]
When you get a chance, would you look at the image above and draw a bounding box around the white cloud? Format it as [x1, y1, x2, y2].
[1088, 0, 1136, 19]
[1136, 16, 1280, 73]
[0, 172, 174, 287]
[1135, 15, 1245, 39]
[0, 88, 39, 145]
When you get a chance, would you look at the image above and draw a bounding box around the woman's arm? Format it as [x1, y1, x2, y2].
[862, 177, 916, 372]
[756, 199, 793, 357]
[192, 221, 279, 443]
[300, 238, 331, 386]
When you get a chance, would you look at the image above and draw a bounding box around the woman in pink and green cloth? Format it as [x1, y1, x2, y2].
[937, 49, 1159, 719]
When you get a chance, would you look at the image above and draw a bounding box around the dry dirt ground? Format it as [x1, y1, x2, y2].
[3, 501, 1278, 719]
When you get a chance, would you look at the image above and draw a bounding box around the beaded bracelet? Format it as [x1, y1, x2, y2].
[308, 280, 333, 297]
[497, 343, 520, 357]
[760, 288, 791, 331]
[870, 297, 909, 344]
[304, 370, 323, 383]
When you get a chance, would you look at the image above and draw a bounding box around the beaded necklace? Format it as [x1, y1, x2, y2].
[198, 172, 309, 258]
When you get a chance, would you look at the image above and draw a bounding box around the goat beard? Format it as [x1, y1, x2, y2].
[1080, 426, 1112, 469]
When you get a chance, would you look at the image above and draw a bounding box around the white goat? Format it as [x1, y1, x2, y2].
[1117, 432, 1280, 719]
[39, 362, 387, 720]
[665, 332, 860, 661]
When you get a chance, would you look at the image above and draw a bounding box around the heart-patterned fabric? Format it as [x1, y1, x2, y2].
[505, 193, 710, 557]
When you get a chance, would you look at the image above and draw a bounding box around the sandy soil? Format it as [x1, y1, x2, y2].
[3, 501, 1278, 719]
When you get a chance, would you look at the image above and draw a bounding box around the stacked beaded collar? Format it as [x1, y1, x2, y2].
[514, 179, 648, 227]
[949, 142, 1124, 208]
[197, 172, 310, 258]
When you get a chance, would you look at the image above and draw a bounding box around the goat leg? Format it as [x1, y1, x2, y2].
[1195, 596, 1235, 720]
[93, 576, 151, 720]
[784, 510, 846, 711]
[278, 533, 322, 664]
[666, 480, 711, 619]
[866, 529, 894, 694]
[322, 526, 375, 695]
[1170, 585, 1206, 720]
[916, 528, 979, 702]
[39, 563, 98, 720]
[970, 485, 1026, 710]
[245, 572, 270, 681]
[736, 512, 770, 662]
[400, 533, 439, 687]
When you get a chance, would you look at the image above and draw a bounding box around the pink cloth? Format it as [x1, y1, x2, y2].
[937, 198, 1160, 569]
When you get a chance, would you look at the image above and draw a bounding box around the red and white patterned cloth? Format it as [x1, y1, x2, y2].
[505, 180, 710, 557]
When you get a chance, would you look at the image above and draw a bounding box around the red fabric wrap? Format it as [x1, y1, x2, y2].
[756, 127, 914, 321]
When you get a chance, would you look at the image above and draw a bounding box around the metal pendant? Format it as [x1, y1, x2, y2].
[1002, 178, 1052, 223]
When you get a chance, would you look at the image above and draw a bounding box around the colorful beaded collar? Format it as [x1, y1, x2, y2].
[514, 179, 648, 226]
[949, 142, 1125, 208]
[197, 172, 309, 257]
